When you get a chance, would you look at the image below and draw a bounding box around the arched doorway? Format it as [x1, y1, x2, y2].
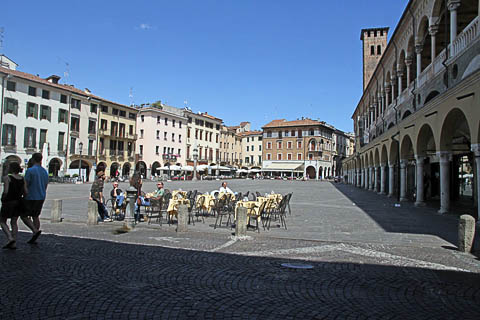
[122, 163, 131, 177]
[318, 166, 323, 179]
[306, 166, 316, 179]
[69, 160, 91, 182]
[135, 161, 147, 178]
[48, 158, 62, 177]
[2, 155, 22, 177]
[110, 162, 120, 178]
[400, 135, 415, 201]
[416, 124, 438, 203]
[151, 161, 161, 177]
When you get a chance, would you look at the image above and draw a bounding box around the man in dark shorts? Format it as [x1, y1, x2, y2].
[23, 153, 49, 244]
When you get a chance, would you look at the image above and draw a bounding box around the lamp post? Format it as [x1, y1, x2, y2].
[192, 146, 198, 181]
[78, 141, 83, 182]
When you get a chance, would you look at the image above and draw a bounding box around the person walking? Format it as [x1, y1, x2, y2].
[0, 162, 32, 249]
[90, 170, 111, 222]
[23, 153, 48, 244]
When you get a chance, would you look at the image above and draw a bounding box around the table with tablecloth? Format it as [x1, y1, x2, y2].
[235, 197, 272, 224]
[256, 194, 282, 210]
[172, 190, 188, 200]
[167, 198, 190, 218]
[196, 194, 216, 213]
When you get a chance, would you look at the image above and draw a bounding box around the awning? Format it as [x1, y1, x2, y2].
[162, 165, 182, 171]
[262, 162, 304, 172]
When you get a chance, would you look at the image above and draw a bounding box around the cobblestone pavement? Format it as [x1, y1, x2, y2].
[1, 180, 480, 318]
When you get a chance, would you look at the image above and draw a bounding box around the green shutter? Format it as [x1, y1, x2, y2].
[12, 126, 16, 146]
[33, 129, 36, 148]
[14, 100, 18, 116]
[1, 125, 6, 146]
[24, 127, 28, 147]
[48, 106, 51, 121]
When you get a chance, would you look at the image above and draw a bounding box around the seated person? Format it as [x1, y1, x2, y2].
[219, 182, 234, 194]
[110, 182, 124, 210]
[151, 182, 165, 200]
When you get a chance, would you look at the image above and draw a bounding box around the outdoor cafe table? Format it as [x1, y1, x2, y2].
[172, 190, 188, 200]
[167, 198, 191, 218]
[196, 194, 215, 213]
[235, 198, 271, 224]
[256, 194, 282, 210]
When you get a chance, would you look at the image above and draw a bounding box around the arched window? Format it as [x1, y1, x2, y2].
[377, 45, 381, 55]
[370, 46, 375, 55]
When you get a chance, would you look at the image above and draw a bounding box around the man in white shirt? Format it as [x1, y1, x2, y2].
[219, 182, 233, 194]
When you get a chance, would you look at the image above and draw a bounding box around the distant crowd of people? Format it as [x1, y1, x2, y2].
[0, 153, 49, 250]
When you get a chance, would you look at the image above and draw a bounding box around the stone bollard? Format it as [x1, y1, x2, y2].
[124, 186, 137, 231]
[87, 200, 98, 225]
[176, 204, 188, 232]
[235, 207, 247, 237]
[51, 199, 62, 223]
[458, 214, 476, 252]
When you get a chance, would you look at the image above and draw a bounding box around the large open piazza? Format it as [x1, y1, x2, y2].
[1, 179, 479, 319]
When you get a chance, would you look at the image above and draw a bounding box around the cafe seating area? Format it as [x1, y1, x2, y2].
[135, 188, 293, 233]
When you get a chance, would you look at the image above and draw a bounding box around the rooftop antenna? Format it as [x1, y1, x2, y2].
[57, 57, 70, 84]
[129, 87, 134, 106]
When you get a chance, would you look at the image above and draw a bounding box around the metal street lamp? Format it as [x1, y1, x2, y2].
[78, 141, 83, 182]
[192, 146, 198, 181]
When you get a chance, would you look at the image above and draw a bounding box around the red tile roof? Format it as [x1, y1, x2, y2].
[262, 118, 323, 128]
[0, 66, 135, 110]
[239, 130, 262, 137]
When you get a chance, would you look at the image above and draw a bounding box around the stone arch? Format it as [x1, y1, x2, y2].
[431, 0, 444, 18]
[374, 148, 380, 166]
[389, 139, 399, 165]
[135, 161, 147, 178]
[48, 158, 62, 177]
[418, 16, 432, 72]
[398, 49, 408, 92]
[122, 162, 131, 176]
[110, 162, 120, 177]
[400, 134, 415, 160]
[151, 161, 161, 177]
[388, 122, 395, 130]
[381, 144, 389, 165]
[369, 150, 374, 167]
[401, 110, 412, 120]
[69, 159, 92, 182]
[457, 1, 479, 36]
[306, 166, 316, 179]
[364, 153, 369, 169]
[424, 90, 440, 105]
[308, 139, 316, 152]
[416, 124, 437, 157]
[440, 108, 471, 152]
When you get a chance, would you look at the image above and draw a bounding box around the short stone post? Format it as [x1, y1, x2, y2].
[51, 199, 62, 223]
[458, 214, 476, 252]
[87, 200, 98, 225]
[124, 186, 137, 231]
[236, 207, 247, 237]
[176, 204, 188, 232]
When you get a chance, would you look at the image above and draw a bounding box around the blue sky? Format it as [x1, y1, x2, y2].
[2, 0, 407, 132]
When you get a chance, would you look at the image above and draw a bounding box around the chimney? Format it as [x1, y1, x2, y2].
[46, 75, 61, 84]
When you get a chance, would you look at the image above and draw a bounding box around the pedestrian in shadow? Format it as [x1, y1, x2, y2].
[0, 162, 37, 249]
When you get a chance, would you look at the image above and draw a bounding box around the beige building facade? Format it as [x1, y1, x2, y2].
[343, 0, 480, 219]
[241, 131, 263, 168]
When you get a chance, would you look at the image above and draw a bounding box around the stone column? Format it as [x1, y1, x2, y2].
[415, 156, 426, 207]
[385, 84, 391, 107]
[361, 169, 364, 188]
[438, 151, 451, 214]
[415, 44, 423, 79]
[448, 0, 461, 43]
[405, 58, 413, 86]
[380, 165, 387, 194]
[374, 166, 379, 192]
[364, 168, 369, 190]
[400, 160, 407, 201]
[388, 164, 395, 197]
[391, 76, 396, 102]
[429, 25, 439, 61]
[397, 69, 404, 95]
[377, 94, 383, 116]
[471, 144, 480, 220]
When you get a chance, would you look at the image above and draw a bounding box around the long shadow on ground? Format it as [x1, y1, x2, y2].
[1, 232, 479, 319]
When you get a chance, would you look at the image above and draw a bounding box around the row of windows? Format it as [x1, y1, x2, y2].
[246, 145, 261, 152]
[100, 120, 134, 137]
[140, 115, 183, 128]
[1, 124, 67, 152]
[265, 153, 330, 161]
[101, 105, 136, 119]
[244, 155, 262, 164]
[98, 139, 134, 156]
[188, 117, 220, 130]
[7, 81, 54, 100]
[138, 145, 181, 157]
[4, 98, 70, 123]
[266, 141, 303, 150]
[265, 129, 332, 139]
[138, 129, 182, 143]
[245, 136, 262, 142]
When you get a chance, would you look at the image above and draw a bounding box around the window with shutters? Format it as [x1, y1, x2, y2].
[6, 81, 15, 91]
[26, 102, 38, 119]
[42, 90, 50, 99]
[71, 98, 81, 110]
[58, 132, 65, 151]
[2, 124, 16, 146]
[24, 127, 36, 148]
[60, 94, 67, 104]
[90, 104, 98, 113]
[4, 98, 18, 115]
[40, 105, 51, 121]
[88, 120, 96, 134]
[70, 116, 80, 132]
[39, 129, 47, 150]
[58, 109, 68, 123]
[28, 86, 36, 96]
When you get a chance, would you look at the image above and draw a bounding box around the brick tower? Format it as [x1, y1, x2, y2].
[361, 27, 389, 91]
